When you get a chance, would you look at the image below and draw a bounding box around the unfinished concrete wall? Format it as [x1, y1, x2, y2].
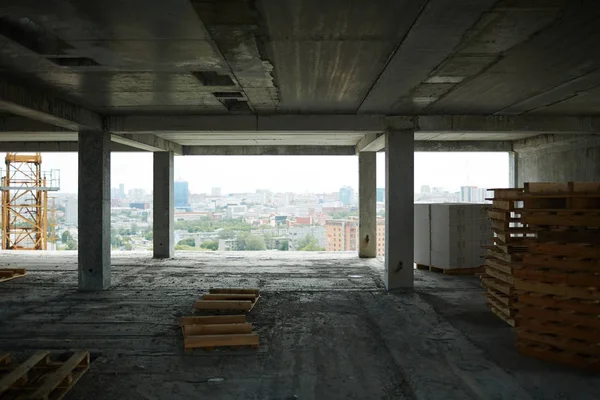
[514, 134, 600, 186]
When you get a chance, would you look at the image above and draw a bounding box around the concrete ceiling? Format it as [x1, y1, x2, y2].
[0, 0, 599, 117]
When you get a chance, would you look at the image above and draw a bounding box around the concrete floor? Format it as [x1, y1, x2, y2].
[0, 251, 599, 400]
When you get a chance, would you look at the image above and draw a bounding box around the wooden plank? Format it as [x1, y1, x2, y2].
[570, 182, 600, 193]
[514, 268, 600, 288]
[0, 269, 27, 283]
[515, 305, 600, 329]
[194, 300, 253, 311]
[536, 229, 600, 245]
[209, 288, 260, 295]
[0, 354, 10, 365]
[516, 292, 600, 315]
[488, 210, 510, 221]
[522, 214, 600, 227]
[481, 276, 512, 295]
[0, 351, 50, 394]
[487, 288, 512, 306]
[202, 293, 257, 301]
[183, 323, 253, 336]
[484, 257, 516, 275]
[489, 304, 516, 327]
[29, 351, 89, 400]
[415, 264, 429, 270]
[517, 339, 600, 371]
[524, 182, 569, 194]
[493, 200, 513, 211]
[515, 279, 600, 300]
[522, 254, 600, 274]
[526, 242, 600, 258]
[486, 249, 521, 264]
[181, 315, 247, 326]
[487, 188, 523, 200]
[516, 319, 598, 343]
[517, 328, 600, 356]
[184, 333, 259, 349]
[486, 294, 513, 317]
[485, 267, 514, 285]
[428, 265, 483, 275]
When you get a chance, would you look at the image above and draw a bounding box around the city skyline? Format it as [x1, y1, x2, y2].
[0, 152, 509, 195]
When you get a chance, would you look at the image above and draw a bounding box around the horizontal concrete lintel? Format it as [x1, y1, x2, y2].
[513, 133, 600, 153]
[183, 145, 356, 156]
[418, 115, 600, 133]
[106, 114, 600, 134]
[356, 133, 386, 153]
[415, 140, 512, 152]
[110, 133, 183, 154]
[0, 141, 144, 152]
[0, 77, 102, 131]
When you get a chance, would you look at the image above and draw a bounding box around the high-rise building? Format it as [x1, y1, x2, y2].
[175, 181, 190, 207]
[65, 197, 78, 225]
[339, 186, 354, 206]
[211, 187, 222, 197]
[118, 183, 125, 199]
[325, 219, 358, 252]
[376, 188, 385, 203]
[460, 186, 487, 203]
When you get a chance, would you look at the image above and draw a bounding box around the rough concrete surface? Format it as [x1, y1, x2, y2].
[1, 251, 599, 400]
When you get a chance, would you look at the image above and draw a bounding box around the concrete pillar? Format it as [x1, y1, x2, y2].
[78, 131, 111, 291]
[509, 151, 519, 188]
[385, 130, 414, 290]
[153, 151, 174, 258]
[358, 152, 377, 258]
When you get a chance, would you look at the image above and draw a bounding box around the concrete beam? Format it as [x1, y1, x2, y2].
[513, 133, 600, 153]
[356, 133, 385, 153]
[153, 152, 174, 259]
[107, 115, 387, 134]
[418, 115, 600, 134]
[0, 141, 149, 152]
[0, 115, 71, 133]
[414, 141, 512, 152]
[111, 134, 183, 154]
[183, 145, 355, 156]
[0, 77, 102, 131]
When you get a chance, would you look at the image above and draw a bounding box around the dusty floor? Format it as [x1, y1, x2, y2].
[0, 251, 599, 400]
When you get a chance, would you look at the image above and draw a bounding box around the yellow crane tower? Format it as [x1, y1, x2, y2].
[1, 153, 60, 250]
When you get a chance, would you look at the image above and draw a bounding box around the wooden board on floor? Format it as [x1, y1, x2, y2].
[183, 322, 253, 336]
[194, 299, 254, 311]
[209, 288, 260, 296]
[181, 315, 247, 326]
[0, 268, 27, 283]
[489, 304, 516, 327]
[184, 333, 260, 350]
[481, 276, 513, 296]
[424, 265, 484, 275]
[202, 293, 257, 301]
[0, 351, 89, 400]
[515, 279, 600, 301]
[516, 339, 600, 371]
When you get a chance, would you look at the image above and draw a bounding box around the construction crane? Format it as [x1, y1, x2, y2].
[1, 153, 60, 250]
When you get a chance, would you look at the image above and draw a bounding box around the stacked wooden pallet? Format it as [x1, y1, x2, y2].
[194, 288, 260, 312]
[482, 188, 531, 327]
[181, 315, 259, 351]
[515, 182, 600, 370]
[182, 287, 261, 351]
[0, 351, 89, 399]
[0, 268, 27, 283]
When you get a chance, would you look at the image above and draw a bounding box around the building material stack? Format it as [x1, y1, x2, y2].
[515, 182, 600, 370]
[481, 188, 531, 327]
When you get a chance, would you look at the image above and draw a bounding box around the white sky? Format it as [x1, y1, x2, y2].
[0, 152, 508, 194]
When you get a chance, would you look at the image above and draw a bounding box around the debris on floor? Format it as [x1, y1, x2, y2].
[515, 182, 600, 370]
[0, 350, 90, 400]
[416, 263, 483, 275]
[181, 315, 259, 351]
[194, 288, 260, 312]
[0, 268, 27, 283]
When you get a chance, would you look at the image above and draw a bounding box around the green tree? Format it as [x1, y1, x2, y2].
[66, 239, 78, 250]
[297, 234, 324, 251]
[200, 240, 219, 251]
[237, 233, 266, 251]
[144, 230, 153, 241]
[177, 238, 196, 247]
[131, 223, 139, 234]
[278, 239, 289, 251]
[61, 231, 72, 244]
[218, 229, 236, 239]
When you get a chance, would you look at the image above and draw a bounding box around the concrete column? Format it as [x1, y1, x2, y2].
[385, 130, 414, 290]
[509, 151, 519, 188]
[358, 152, 377, 258]
[78, 131, 111, 291]
[153, 151, 174, 258]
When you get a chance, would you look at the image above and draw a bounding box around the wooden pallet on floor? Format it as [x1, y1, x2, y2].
[416, 264, 483, 275]
[194, 288, 261, 312]
[181, 314, 259, 351]
[0, 350, 90, 400]
[0, 268, 27, 283]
